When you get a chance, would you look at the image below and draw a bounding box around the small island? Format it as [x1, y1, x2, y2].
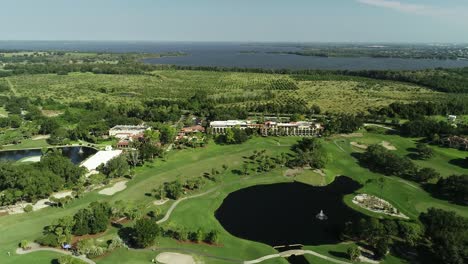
[352, 194, 409, 219]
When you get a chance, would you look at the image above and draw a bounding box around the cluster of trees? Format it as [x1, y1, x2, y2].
[371, 99, 468, 120]
[361, 144, 428, 180]
[434, 175, 468, 205]
[216, 127, 251, 145]
[153, 177, 205, 200]
[342, 68, 468, 93]
[73, 202, 112, 236]
[324, 114, 364, 135]
[288, 138, 327, 169]
[75, 236, 126, 259]
[129, 218, 161, 248]
[0, 151, 85, 206]
[111, 200, 146, 220]
[401, 118, 467, 138]
[415, 143, 434, 160]
[37, 202, 111, 247]
[343, 217, 423, 259]
[98, 155, 130, 178]
[419, 208, 468, 264]
[4, 61, 155, 75]
[242, 150, 289, 176]
[163, 227, 219, 244]
[360, 145, 467, 205]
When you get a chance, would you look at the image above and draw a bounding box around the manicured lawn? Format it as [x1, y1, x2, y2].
[2, 138, 51, 150]
[0, 134, 466, 264]
[2, 251, 64, 264]
[293, 169, 327, 186]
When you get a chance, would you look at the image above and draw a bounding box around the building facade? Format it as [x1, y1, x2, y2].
[209, 120, 323, 137]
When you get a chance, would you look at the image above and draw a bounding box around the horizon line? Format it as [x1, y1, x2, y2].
[0, 40, 467, 45]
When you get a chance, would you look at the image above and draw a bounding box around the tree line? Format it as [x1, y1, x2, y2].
[342, 207, 467, 264]
[360, 144, 467, 205]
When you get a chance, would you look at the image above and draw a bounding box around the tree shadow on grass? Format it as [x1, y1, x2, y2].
[449, 158, 468, 169]
[118, 227, 135, 247]
[328, 250, 348, 259]
[407, 153, 421, 160]
[286, 255, 310, 264]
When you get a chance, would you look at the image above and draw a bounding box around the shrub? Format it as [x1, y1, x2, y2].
[19, 240, 29, 250]
[36, 233, 60, 247]
[107, 236, 126, 251]
[23, 204, 33, 213]
[347, 246, 361, 262]
[204, 230, 219, 244]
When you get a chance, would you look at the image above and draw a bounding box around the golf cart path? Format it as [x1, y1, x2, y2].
[363, 123, 396, 131]
[244, 249, 351, 264]
[157, 187, 218, 224]
[16, 242, 95, 264]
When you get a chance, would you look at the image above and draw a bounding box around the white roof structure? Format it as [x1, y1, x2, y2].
[210, 120, 248, 127]
[80, 150, 123, 171]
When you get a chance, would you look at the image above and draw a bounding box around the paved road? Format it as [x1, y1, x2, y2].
[16, 243, 95, 264]
[244, 249, 351, 264]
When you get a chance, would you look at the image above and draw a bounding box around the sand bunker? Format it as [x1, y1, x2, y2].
[338, 133, 363, 138]
[21, 156, 42, 162]
[350, 142, 368, 150]
[32, 135, 50, 140]
[284, 168, 303, 177]
[156, 252, 195, 264]
[154, 198, 169, 205]
[0, 190, 73, 215]
[381, 141, 396, 150]
[98, 181, 127, 196]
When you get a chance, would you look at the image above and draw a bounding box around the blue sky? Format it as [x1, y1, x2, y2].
[1, 0, 467, 42]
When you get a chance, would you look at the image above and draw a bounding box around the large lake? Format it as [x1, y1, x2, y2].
[1, 41, 468, 70]
[0, 146, 96, 164]
[215, 176, 365, 246]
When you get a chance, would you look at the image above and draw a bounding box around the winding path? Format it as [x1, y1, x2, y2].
[244, 249, 351, 264]
[156, 187, 219, 224]
[16, 243, 95, 264]
[363, 123, 396, 131]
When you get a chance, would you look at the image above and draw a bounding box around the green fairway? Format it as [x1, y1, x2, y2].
[0, 134, 466, 264]
[1, 138, 51, 150]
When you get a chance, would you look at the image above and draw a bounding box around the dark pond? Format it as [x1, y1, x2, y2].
[0, 146, 97, 164]
[215, 176, 364, 246]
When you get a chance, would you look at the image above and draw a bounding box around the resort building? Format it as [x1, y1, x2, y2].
[209, 120, 249, 134]
[209, 120, 323, 137]
[176, 125, 206, 141]
[261, 121, 323, 136]
[109, 125, 149, 140]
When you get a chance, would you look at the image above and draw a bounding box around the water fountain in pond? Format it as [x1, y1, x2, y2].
[78, 147, 84, 155]
[316, 210, 328, 220]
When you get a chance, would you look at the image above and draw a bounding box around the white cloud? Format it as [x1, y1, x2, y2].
[355, 0, 459, 16]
